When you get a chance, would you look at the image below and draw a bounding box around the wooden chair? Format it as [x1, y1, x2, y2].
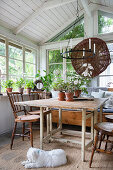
[7, 91, 40, 149]
[89, 122, 113, 168]
[28, 91, 51, 128]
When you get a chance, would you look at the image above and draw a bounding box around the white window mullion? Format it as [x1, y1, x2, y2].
[23, 45, 25, 78]
[63, 48, 66, 82]
[6, 38, 9, 80]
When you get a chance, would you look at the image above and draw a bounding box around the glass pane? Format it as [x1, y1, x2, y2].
[0, 41, 5, 56]
[9, 44, 22, 60]
[1, 75, 6, 93]
[100, 63, 113, 75]
[49, 50, 63, 63]
[66, 63, 75, 73]
[0, 56, 6, 74]
[25, 63, 35, 77]
[9, 59, 23, 76]
[49, 64, 63, 77]
[98, 13, 113, 34]
[99, 76, 113, 87]
[25, 49, 35, 64]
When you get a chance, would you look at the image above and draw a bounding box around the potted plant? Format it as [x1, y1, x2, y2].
[25, 80, 35, 94]
[16, 78, 25, 93]
[68, 72, 91, 98]
[51, 78, 66, 101]
[4, 80, 14, 92]
[65, 82, 74, 101]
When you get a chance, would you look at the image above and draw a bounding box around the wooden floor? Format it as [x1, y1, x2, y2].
[0, 127, 113, 170]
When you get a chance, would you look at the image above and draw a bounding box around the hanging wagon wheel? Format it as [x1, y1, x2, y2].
[71, 37, 111, 78]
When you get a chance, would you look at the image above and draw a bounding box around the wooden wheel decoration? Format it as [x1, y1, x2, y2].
[71, 37, 111, 77]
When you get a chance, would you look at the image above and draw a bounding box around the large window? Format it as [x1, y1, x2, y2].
[99, 43, 113, 87]
[48, 50, 63, 77]
[98, 11, 113, 34]
[0, 37, 37, 92]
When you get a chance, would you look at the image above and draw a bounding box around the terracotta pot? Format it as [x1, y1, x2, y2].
[18, 88, 24, 94]
[58, 92, 65, 101]
[6, 88, 13, 92]
[74, 90, 81, 98]
[26, 88, 31, 94]
[65, 92, 73, 101]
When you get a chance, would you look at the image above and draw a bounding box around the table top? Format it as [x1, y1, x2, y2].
[15, 98, 107, 111]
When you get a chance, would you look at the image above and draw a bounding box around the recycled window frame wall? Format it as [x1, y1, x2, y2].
[0, 36, 37, 92]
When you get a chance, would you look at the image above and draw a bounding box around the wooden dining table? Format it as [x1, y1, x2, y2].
[15, 97, 107, 161]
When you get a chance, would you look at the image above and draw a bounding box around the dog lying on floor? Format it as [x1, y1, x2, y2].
[22, 147, 67, 169]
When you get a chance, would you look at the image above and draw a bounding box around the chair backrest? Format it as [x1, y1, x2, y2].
[29, 91, 46, 100]
[7, 91, 25, 118]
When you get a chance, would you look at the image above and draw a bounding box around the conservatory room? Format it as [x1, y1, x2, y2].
[0, 0, 113, 169]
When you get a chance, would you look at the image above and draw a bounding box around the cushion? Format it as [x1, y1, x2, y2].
[103, 91, 113, 108]
[91, 90, 105, 98]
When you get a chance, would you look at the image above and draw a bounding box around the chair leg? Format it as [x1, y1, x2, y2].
[98, 132, 104, 149]
[22, 123, 25, 141]
[89, 131, 99, 168]
[29, 122, 33, 147]
[10, 122, 17, 150]
[105, 135, 109, 151]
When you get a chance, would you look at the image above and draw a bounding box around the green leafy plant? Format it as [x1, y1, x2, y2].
[67, 72, 91, 94]
[25, 80, 35, 89]
[3, 80, 14, 88]
[51, 78, 66, 92]
[65, 81, 75, 93]
[16, 78, 25, 88]
[35, 70, 53, 92]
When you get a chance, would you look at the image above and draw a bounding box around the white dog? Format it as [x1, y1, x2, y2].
[22, 147, 67, 169]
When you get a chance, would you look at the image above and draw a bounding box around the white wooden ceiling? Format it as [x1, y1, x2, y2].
[0, 0, 113, 45]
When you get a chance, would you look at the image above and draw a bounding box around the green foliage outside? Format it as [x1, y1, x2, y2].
[98, 15, 113, 34]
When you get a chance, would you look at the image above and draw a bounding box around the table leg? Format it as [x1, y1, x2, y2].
[91, 111, 94, 141]
[94, 109, 98, 137]
[100, 105, 103, 122]
[40, 107, 44, 149]
[47, 114, 50, 135]
[59, 108, 62, 130]
[81, 109, 86, 162]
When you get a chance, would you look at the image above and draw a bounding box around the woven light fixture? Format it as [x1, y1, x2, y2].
[71, 37, 111, 77]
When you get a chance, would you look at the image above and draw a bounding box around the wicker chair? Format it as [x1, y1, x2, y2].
[89, 122, 113, 168]
[7, 91, 40, 149]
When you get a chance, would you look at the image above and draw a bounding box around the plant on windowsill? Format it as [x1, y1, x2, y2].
[35, 70, 53, 98]
[3, 80, 14, 92]
[25, 80, 35, 94]
[16, 78, 25, 93]
[51, 78, 66, 101]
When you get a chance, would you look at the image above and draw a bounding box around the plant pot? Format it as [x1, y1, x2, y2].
[26, 88, 31, 94]
[58, 92, 65, 101]
[74, 90, 81, 98]
[6, 88, 13, 92]
[18, 87, 24, 94]
[65, 92, 73, 101]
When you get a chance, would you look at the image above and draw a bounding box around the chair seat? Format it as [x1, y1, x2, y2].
[28, 110, 51, 115]
[16, 115, 40, 122]
[105, 115, 113, 120]
[95, 122, 113, 133]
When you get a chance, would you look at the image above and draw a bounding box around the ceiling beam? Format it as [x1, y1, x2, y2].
[14, 0, 76, 34]
[80, 0, 91, 17]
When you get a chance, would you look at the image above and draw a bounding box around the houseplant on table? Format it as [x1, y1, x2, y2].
[68, 72, 91, 98]
[25, 80, 35, 94]
[51, 78, 66, 101]
[3, 80, 14, 92]
[65, 82, 74, 101]
[16, 78, 25, 93]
